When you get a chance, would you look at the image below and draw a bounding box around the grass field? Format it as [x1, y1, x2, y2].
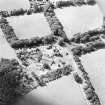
[7, 14, 51, 39]
[0, 29, 17, 59]
[81, 49, 105, 105]
[14, 76, 86, 105]
[55, 5, 103, 38]
[0, 0, 29, 10]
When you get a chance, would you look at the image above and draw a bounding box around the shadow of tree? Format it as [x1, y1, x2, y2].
[13, 93, 56, 105]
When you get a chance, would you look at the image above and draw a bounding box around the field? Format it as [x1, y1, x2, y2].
[14, 76, 86, 105]
[81, 49, 105, 105]
[0, 29, 16, 59]
[0, 0, 29, 10]
[55, 5, 103, 38]
[0, 0, 105, 105]
[7, 14, 51, 39]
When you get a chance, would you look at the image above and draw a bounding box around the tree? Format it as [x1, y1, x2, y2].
[73, 73, 83, 84]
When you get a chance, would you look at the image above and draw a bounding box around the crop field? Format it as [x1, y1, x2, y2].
[0, 0, 105, 105]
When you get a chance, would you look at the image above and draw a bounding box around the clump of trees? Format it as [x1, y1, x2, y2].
[71, 40, 105, 56]
[43, 63, 51, 70]
[73, 73, 83, 84]
[0, 7, 44, 18]
[84, 81, 101, 105]
[87, 0, 96, 5]
[0, 0, 96, 18]
[73, 56, 101, 105]
[0, 17, 19, 44]
[44, 1, 68, 43]
[56, 0, 86, 8]
[30, 65, 73, 88]
[70, 28, 105, 44]
[0, 10, 10, 17]
[0, 58, 37, 105]
[0, 9, 28, 18]
[10, 8, 27, 16]
[31, 71, 46, 87]
[55, 0, 96, 8]
[40, 65, 73, 84]
[0, 58, 23, 105]
[11, 35, 58, 49]
[56, 0, 75, 8]
[16, 47, 43, 66]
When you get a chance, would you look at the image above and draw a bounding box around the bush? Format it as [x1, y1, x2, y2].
[43, 63, 51, 70]
[73, 73, 83, 84]
[72, 46, 83, 56]
[87, 0, 96, 5]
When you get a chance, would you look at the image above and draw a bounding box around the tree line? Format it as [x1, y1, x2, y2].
[71, 40, 105, 56]
[0, 17, 19, 44]
[70, 28, 105, 44]
[73, 56, 101, 105]
[0, 0, 96, 18]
